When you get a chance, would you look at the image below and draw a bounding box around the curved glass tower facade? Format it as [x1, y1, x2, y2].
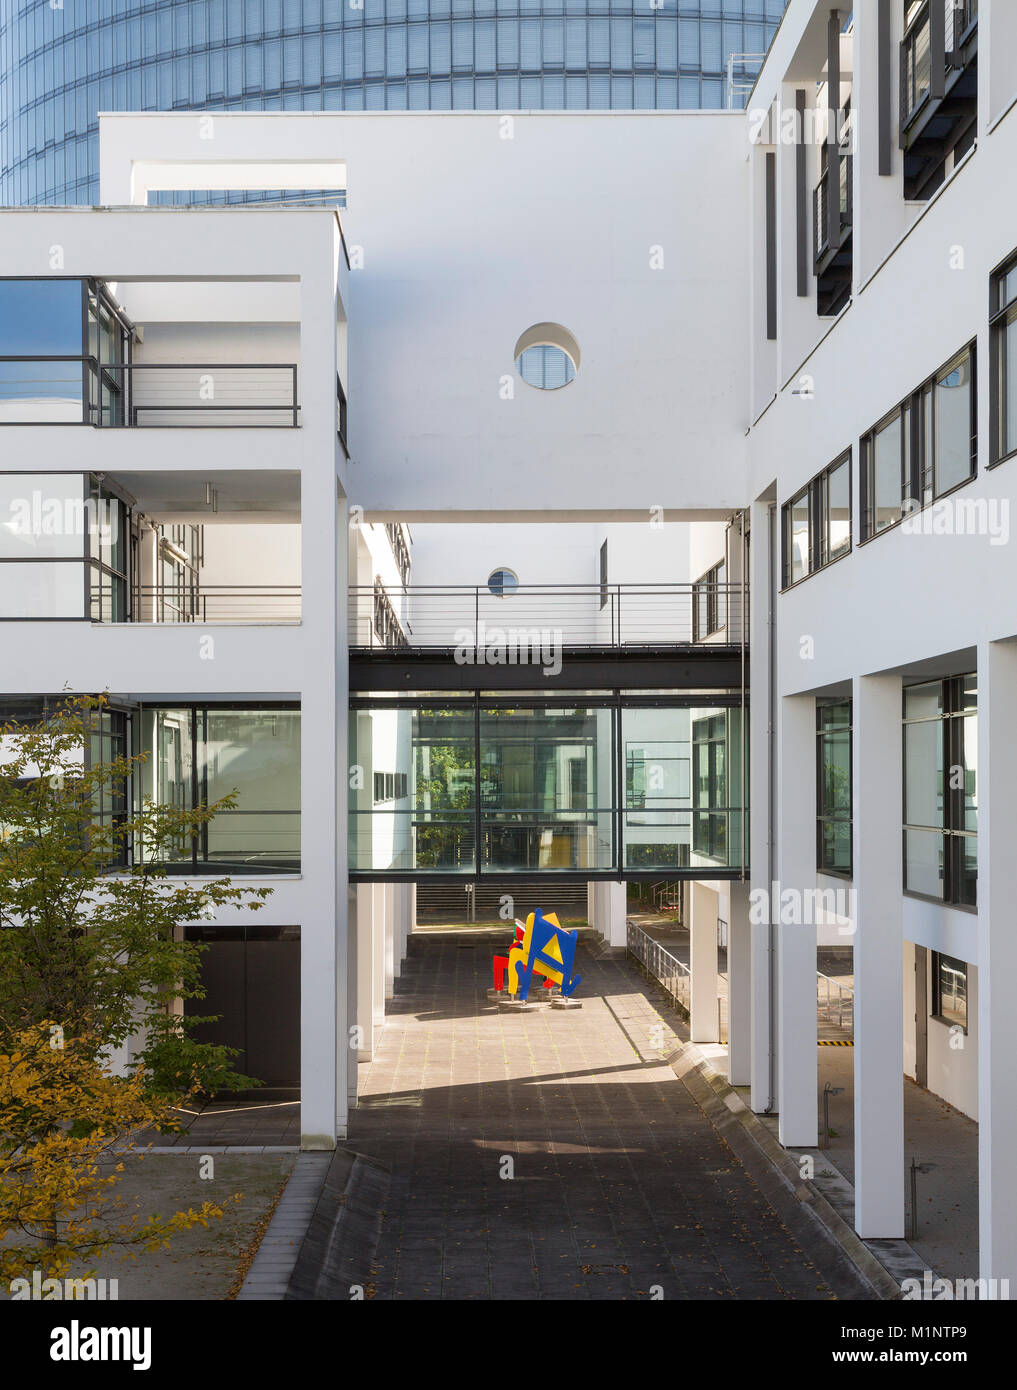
[0, 0, 785, 207]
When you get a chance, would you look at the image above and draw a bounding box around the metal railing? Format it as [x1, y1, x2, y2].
[103, 362, 300, 427]
[814, 152, 852, 265]
[0, 357, 301, 427]
[132, 585, 301, 623]
[348, 582, 747, 651]
[627, 920, 691, 1017]
[901, 0, 978, 131]
[817, 970, 854, 1034]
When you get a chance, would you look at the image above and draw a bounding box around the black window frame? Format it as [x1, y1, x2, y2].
[989, 246, 1017, 469]
[902, 674, 977, 910]
[816, 697, 852, 878]
[860, 340, 977, 542]
[780, 448, 852, 590]
[931, 950, 968, 1032]
[692, 559, 726, 641]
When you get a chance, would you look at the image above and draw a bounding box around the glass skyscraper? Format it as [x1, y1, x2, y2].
[0, 0, 786, 207]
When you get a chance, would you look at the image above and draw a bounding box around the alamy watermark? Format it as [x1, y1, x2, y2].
[454, 621, 562, 677]
[749, 880, 855, 935]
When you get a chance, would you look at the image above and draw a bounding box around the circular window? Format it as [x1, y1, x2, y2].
[513, 322, 580, 391]
[487, 568, 518, 597]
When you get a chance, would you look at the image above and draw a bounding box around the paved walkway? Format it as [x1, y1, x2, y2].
[350, 930, 866, 1300]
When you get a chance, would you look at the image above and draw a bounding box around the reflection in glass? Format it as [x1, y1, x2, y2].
[139, 706, 300, 873]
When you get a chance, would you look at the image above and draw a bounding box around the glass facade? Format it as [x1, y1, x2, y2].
[349, 696, 747, 874]
[139, 705, 301, 872]
[0, 0, 786, 208]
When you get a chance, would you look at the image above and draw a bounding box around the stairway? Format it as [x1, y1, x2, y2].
[415, 882, 590, 925]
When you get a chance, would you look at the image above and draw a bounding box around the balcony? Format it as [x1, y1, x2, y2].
[0, 359, 300, 428]
[900, 0, 978, 200]
[813, 151, 853, 317]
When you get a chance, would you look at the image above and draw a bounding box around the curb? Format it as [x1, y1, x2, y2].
[669, 1040, 904, 1301]
[286, 1147, 391, 1300]
[236, 1152, 332, 1301]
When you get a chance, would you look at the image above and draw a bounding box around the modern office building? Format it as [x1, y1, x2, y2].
[4, 0, 1017, 1293]
[0, 0, 787, 206]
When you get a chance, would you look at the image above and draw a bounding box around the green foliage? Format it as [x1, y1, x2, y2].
[0, 694, 271, 1096]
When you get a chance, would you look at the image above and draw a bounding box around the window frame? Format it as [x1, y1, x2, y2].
[816, 698, 852, 879]
[780, 448, 853, 590]
[931, 949, 968, 1032]
[989, 246, 1017, 469]
[692, 559, 726, 641]
[860, 341, 977, 542]
[902, 674, 977, 910]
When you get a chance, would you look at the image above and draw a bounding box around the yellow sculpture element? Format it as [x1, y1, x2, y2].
[506, 910, 567, 995]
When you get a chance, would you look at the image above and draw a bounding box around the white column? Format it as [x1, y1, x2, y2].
[749, 496, 774, 1113]
[355, 883, 376, 1061]
[587, 881, 597, 930]
[978, 639, 1017, 1287]
[384, 883, 395, 1000]
[372, 882, 387, 1031]
[776, 693, 817, 1148]
[299, 267, 345, 1148]
[852, 673, 904, 1238]
[727, 880, 752, 1084]
[690, 881, 719, 1044]
[603, 880, 627, 948]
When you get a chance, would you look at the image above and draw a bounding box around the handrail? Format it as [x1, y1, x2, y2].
[627, 919, 691, 1016]
[817, 970, 854, 1033]
[349, 581, 749, 652]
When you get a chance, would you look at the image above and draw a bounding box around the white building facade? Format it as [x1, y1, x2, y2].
[2, 0, 1015, 1293]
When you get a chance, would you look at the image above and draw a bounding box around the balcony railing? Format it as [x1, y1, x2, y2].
[349, 582, 748, 651]
[813, 152, 852, 267]
[132, 585, 301, 623]
[901, 0, 978, 132]
[0, 357, 300, 427]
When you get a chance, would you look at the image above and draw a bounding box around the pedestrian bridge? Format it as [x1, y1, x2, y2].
[348, 582, 749, 884]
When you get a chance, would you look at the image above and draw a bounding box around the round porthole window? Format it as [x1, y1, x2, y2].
[487, 568, 518, 597]
[513, 322, 580, 391]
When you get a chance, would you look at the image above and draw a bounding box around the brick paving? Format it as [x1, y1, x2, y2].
[350, 931, 853, 1300]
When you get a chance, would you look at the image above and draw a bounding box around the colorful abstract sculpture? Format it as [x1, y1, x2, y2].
[505, 910, 581, 1001]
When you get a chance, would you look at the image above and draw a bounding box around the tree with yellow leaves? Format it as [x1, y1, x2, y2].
[0, 1023, 236, 1283]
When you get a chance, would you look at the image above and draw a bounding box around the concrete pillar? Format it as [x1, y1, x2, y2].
[749, 495, 774, 1113]
[355, 883, 376, 1061]
[601, 880, 627, 948]
[853, 673, 904, 1238]
[978, 639, 1017, 1287]
[727, 880, 752, 1084]
[383, 882, 395, 1000]
[776, 692, 818, 1148]
[372, 882, 386, 1030]
[587, 881, 597, 930]
[690, 881, 720, 1044]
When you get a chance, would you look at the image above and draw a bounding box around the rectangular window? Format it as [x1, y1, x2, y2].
[0, 277, 87, 423]
[780, 449, 852, 587]
[903, 674, 977, 907]
[861, 343, 976, 540]
[599, 538, 608, 610]
[990, 247, 1017, 466]
[692, 559, 726, 640]
[138, 706, 301, 874]
[816, 699, 851, 876]
[931, 951, 968, 1030]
